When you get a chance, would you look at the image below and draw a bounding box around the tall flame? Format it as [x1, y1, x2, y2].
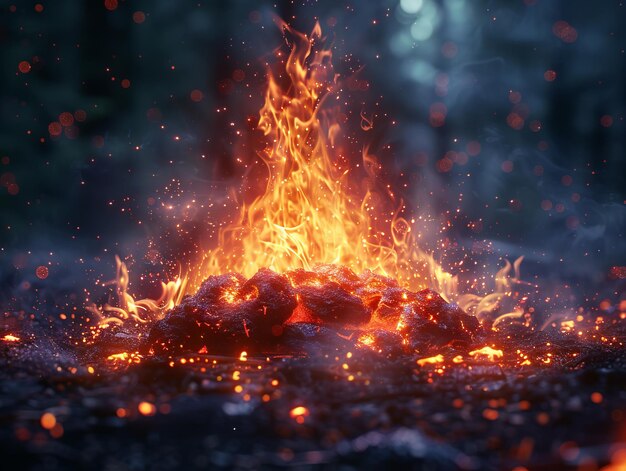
[91, 21, 525, 329]
[194, 20, 438, 292]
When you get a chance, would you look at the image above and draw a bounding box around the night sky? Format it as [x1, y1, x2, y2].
[1, 0, 624, 312]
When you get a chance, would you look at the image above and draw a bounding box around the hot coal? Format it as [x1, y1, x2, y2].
[145, 265, 484, 357]
[397, 289, 483, 351]
[148, 269, 297, 355]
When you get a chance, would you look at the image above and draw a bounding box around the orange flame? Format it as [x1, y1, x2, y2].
[90, 256, 187, 327]
[193, 20, 439, 292]
[89, 21, 529, 335]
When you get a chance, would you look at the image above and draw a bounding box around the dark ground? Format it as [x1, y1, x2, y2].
[1, 349, 625, 470]
[1, 306, 625, 470]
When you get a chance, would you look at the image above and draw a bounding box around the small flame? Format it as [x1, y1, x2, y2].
[1, 334, 20, 342]
[91, 256, 187, 327]
[457, 256, 526, 323]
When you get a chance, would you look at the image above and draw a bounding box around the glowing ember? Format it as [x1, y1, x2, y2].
[560, 320, 575, 332]
[138, 401, 156, 416]
[146, 265, 482, 356]
[417, 354, 444, 366]
[40, 412, 56, 430]
[357, 333, 375, 347]
[469, 346, 504, 362]
[1, 334, 20, 342]
[107, 352, 142, 364]
[289, 406, 309, 423]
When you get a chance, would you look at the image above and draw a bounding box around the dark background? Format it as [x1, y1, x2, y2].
[1, 0, 624, 311]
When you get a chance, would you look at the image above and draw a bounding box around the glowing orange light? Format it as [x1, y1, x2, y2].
[469, 346, 504, 362]
[138, 401, 156, 416]
[192, 19, 449, 294]
[40, 412, 56, 430]
[483, 408, 499, 421]
[86, 21, 531, 351]
[1, 334, 20, 342]
[289, 406, 309, 423]
[417, 354, 444, 366]
[357, 333, 375, 347]
[106, 352, 142, 364]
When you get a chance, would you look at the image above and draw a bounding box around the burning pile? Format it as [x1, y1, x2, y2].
[147, 264, 482, 356]
[82, 21, 622, 370]
[86, 20, 489, 360]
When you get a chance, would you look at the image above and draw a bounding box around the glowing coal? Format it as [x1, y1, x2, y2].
[145, 264, 483, 357]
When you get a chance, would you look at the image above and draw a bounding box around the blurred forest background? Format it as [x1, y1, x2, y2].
[0, 0, 624, 308]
